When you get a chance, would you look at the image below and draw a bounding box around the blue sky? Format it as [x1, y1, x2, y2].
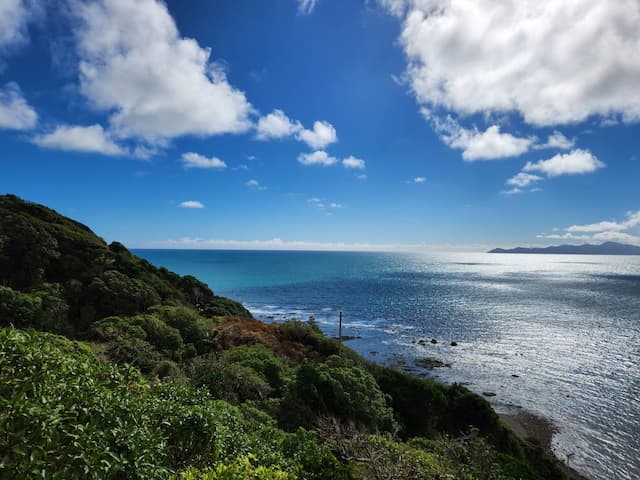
[1, 0, 639, 250]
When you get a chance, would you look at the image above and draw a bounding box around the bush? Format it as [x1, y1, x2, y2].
[170, 457, 293, 480]
[280, 356, 397, 434]
[0, 283, 71, 334]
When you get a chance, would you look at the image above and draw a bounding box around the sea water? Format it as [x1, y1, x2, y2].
[134, 249, 640, 480]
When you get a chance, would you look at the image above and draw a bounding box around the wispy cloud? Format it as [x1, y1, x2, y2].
[245, 179, 266, 190]
[143, 236, 489, 252]
[297, 0, 318, 15]
[408, 176, 426, 184]
[538, 209, 640, 246]
[179, 200, 205, 209]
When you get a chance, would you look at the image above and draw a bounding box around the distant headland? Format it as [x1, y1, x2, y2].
[488, 241, 640, 255]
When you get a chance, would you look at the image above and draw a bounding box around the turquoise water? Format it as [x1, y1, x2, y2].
[134, 249, 640, 480]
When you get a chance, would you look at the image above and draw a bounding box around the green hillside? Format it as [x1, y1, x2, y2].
[0, 195, 572, 479]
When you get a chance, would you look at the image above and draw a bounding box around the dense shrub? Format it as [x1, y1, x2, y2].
[0, 283, 71, 334]
[0, 328, 348, 480]
[280, 356, 397, 434]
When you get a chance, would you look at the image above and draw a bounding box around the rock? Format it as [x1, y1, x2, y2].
[450, 341, 458, 347]
[482, 391, 497, 397]
[511, 374, 520, 378]
[334, 335, 361, 341]
[430, 338, 438, 344]
[417, 339, 426, 345]
[369, 351, 378, 356]
[414, 357, 452, 369]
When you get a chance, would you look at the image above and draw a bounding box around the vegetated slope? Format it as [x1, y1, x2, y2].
[0, 195, 573, 480]
[0, 193, 249, 336]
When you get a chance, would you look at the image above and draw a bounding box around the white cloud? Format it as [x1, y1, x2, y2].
[32, 124, 125, 155]
[413, 176, 426, 183]
[307, 198, 343, 210]
[342, 155, 366, 169]
[255, 109, 301, 140]
[0, 0, 39, 56]
[592, 231, 640, 246]
[501, 187, 523, 195]
[181, 152, 226, 169]
[433, 116, 533, 161]
[298, 150, 337, 166]
[567, 210, 640, 233]
[144, 236, 490, 252]
[297, 0, 318, 15]
[296, 120, 337, 149]
[308, 197, 325, 209]
[245, 179, 266, 190]
[355, 174, 367, 180]
[0, 82, 37, 130]
[506, 172, 543, 188]
[523, 149, 604, 177]
[71, 0, 252, 143]
[534, 131, 575, 150]
[540, 209, 640, 246]
[179, 200, 204, 209]
[389, 0, 640, 126]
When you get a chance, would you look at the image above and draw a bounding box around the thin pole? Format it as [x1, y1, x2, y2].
[339, 311, 343, 355]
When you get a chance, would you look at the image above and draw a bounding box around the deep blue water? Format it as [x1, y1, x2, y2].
[134, 249, 640, 480]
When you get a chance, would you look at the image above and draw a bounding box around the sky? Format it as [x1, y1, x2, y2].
[1, 0, 640, 250]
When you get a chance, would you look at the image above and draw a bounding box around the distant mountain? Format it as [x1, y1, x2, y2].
[489, 241, 640, 255]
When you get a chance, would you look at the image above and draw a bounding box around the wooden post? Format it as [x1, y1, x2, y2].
[339, 311, 343, 355]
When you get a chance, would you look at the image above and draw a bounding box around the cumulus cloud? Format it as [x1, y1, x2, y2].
[342, 156, 366, 169]
[297, 0, 318, 15]
[534, 131, 575, 150]
[181, 152, 226, 169]
[389, 0, 640, 126]
[255, 109, 301, 140]
[296, 120, 337, 150]
[32, 124, 125, 155]
[506, 172, 543, 188]
[523, 149, 605, 177]
[0, 82, 38, 130]
[430, 115, 533, 160]
[71, 0, 252, 143]
[297, 150, 337, 166]
[179, 200, 204, 209]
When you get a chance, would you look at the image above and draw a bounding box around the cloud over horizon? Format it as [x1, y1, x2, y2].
[386, 0, 640, 126]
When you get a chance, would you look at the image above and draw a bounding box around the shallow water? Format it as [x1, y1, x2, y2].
[135, 249, 640, 480]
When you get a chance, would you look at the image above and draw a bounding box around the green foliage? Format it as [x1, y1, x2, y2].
[281, 356, 397, 434]
[148, 305, 219, 355]
[0, 283, 71, 334]
[86, 271, 162, 318]
[0, 328, 168, 479]
[0, 194, 251, 336]
[0, 328, 349, 480]
[170, 457, 294, 480]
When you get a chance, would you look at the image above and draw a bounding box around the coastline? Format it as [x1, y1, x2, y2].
[498, 411, 588, 480]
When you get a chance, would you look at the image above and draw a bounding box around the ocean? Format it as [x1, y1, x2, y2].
[134, 249, 640, 480]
